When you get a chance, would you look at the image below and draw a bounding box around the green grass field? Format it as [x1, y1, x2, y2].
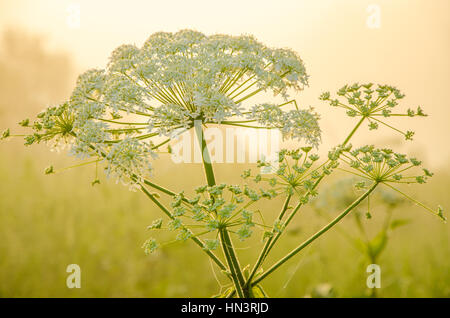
[1, 142, 448, 298]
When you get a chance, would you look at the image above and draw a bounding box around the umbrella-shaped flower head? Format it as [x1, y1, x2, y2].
[16, 30, 321, 182]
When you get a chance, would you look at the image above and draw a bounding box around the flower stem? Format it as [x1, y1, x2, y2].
[219, 229, 245, 298]
[243, 115, 367, 289]
[245, 194, 291, 287]
[194, 122, 248, 297]
[263, 176, 324, 261]
[343, 116, 365, 145]
[251, 182, 378, 286]
[194, 122, 216, 186]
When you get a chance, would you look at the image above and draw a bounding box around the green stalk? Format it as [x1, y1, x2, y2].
[260, 115, 366, 261]
[262, 176, 324, 261]
[246, 114, 365, 279]
[194, 122, 248, 297]
[343, 116, 365, 145]
[245, 194, 291, 287]
[251, 182, 378, 286]
[79, 136, 229, 272]
[219, 230, 245, 298]
[194, 122, 216, 186]
[142, 179, 180, 197]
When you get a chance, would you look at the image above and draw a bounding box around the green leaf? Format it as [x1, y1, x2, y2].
[242, 264, 250, 280]
[310, 283, 335, 298]
[389, 218, 411, 230]
[352, 238, 368, 254]
[248, 284, 268, 298]
[212, 287, 234, 298]
[368, 230, 388, 259]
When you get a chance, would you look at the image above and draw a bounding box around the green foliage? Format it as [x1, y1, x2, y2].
[0, 151, 448, 297]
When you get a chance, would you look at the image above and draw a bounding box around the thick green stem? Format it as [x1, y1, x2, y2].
[194, 122, 247, 297]
[219, 229, 245, 298]
[219, 230, 245, 297]
[194, 121, 216, 186]
[221, 229, 246, 289]
[252, 182, 378, 286]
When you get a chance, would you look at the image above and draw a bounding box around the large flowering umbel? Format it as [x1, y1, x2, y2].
[11, 29, 321, 184]
[91, 29, 319, 143]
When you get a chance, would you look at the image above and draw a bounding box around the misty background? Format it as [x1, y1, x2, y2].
[0, 0, 448, 297]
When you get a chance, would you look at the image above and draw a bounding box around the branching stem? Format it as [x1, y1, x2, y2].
[251, 182, 378, 286]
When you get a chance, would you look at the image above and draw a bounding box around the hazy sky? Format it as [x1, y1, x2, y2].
[0, 0, 449, 167]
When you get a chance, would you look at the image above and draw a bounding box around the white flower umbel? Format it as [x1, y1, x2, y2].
[20, 30, 320, 183]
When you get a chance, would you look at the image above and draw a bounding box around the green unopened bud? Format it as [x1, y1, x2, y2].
[176, 228, 192, 241]
[19, 119, 30, 127]
[410, 158, 421, 166]
[355, 181, 366, 189]
[142, 238, 158, 255]
[437, 206, 446, 222]
[147, 218, 163, 230]
[237, 225, 253, 241]
[319, 92, 330, 101]
[241, 169, 251, 179]
[273, 220, 285, 233]
[262, 231, 273, 241]
[405, 131, 414, 140]
[301, 146, 312, 154]
[416, 106, 426, 116]
[203, 239, 219, 251]
[45, 166, 54, 175]
[1, 128, 10, 140]
[416, 176, 426, 184]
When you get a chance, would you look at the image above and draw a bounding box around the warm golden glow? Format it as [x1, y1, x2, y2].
[0, 0, 449, 168]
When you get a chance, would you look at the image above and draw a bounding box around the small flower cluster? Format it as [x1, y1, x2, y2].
[144, 183, 278, 253]
[249, 104, 321, 146]
[17, 100, 157, 183]
[341, 145, 431, 184]
[142, 238, 159, 255]
[104, 138, 156, 181]
[337, 145, 445, 221]
[21, 103, 75, 147]
[320, 83, 426, 140]
[241, 147, 338, 202]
